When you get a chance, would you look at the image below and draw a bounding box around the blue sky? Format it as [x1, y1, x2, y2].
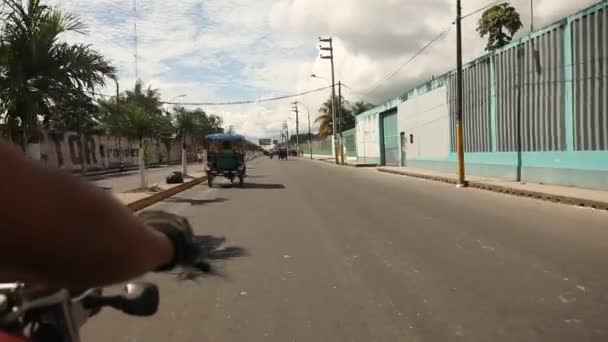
[49, 0, 600, 139]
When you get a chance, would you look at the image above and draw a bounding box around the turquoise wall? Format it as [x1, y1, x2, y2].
[370, 1, 608, 190]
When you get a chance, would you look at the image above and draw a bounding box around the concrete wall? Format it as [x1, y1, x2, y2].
[25, 130, 198, 172]
[398, 86, 450, 160]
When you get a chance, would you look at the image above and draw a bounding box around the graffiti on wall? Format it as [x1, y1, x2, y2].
[36, 131, 183, 171]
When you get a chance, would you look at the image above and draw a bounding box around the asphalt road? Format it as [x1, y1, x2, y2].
[91, 163, 205, 192]
[84, 157, 608, 342]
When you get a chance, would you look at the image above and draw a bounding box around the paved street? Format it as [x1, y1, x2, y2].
[84, 157, 608, 342]
[91, 163, 205, 192]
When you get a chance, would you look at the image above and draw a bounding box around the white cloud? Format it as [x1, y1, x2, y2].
[47, 0, 600, 139]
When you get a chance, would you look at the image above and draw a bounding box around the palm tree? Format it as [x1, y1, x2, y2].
[124, 80, 163, 116]
[98, 97, 128, 167]
[351, 100, 375, 116]
[0, 0, 115, 153]
[173, 106, 208, 175]
[119, 103, 168, 189]
[315, 97, 354, 138]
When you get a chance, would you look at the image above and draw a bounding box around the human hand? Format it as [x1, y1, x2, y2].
[138, 211, 247, 279]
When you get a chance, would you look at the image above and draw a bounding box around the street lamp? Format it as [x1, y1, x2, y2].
[310, 74, 330, 84]
[165, 94, 187, 115]
[169, 94, 187, 103]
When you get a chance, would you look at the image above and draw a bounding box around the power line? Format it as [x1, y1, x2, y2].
[161, 86, 332, 106]
[363, 26, 452, 97]
[362, 0, 507, 99]
[462, 0, 506, 20]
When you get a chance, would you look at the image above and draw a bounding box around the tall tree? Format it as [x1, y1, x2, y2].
[315, 97, 354, 138]
[477, 3, 523, 51]
[99, 81, 168, 188]
[118, 102, 168, 189]
[0, 0, 115, 152]
[124, 80, 163, 116]
[45, 88, 100, 175]
[173, 106, 208, 175]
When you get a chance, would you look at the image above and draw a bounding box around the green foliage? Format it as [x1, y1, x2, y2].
[0, 0, 115, 143]
[477, 3, 523, 51]
[351, 100, 375, 115]
[124, 80, 163, 116]
[315, 97, 374, 137]
[172, 106, 223, 145]
[43, 88, 100, 132]
[117, 102, 167, 142]
[98, 81, 174, 144]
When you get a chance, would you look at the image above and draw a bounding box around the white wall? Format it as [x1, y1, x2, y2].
[398, 86, 450, 161]
[356, 112, 380, 161]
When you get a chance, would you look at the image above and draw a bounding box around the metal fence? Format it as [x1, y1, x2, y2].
[300, 136, 333, 156]
[572, 6, 608, 151]
[448, 58, 492, 152]
[495, 26, 566, 152]
[342, 128, 357, 157]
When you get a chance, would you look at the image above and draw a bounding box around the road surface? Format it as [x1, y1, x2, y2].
[84, 157, 608, 342]
[91, 163, 205, 192]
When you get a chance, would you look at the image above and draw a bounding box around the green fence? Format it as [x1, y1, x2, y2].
[299, 136, 333, 156]
[342, 128, 356, 157]
[298, 129, 356, 158]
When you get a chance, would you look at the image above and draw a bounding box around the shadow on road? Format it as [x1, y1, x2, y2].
[162, 197, 229, 206]
[241, 183, 286, 190]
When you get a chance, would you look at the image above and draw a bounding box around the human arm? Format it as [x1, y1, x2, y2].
[0, 140, 174, 289]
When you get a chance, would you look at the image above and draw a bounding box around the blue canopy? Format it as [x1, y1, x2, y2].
[206, 133, 245, 141]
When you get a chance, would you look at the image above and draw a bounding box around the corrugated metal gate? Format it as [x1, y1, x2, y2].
[381, 110, 399, 165]
[572, 7, 608, 151]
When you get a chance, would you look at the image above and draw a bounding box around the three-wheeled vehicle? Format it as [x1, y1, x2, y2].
[205, 133, 247, 187]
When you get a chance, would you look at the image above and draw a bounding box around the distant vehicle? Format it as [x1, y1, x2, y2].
[205, 133, 247, 187]
[278, 148, 288, 160]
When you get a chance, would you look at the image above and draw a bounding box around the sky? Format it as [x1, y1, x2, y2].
[48, 0, 600, 141]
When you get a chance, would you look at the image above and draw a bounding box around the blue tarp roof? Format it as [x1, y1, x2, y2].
[206, 133, 245, 141]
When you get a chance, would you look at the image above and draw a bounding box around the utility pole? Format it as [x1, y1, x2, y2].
[115, 81, 123, 169]
[456, 0, 467, 187]
[292, 102, 301, 157]
[338, 81, 345, 164]
[530, 0, 535, 32]
[285, 122, 290, 160]
[319, 37, 339, 164]
[294, 105, 300, 156]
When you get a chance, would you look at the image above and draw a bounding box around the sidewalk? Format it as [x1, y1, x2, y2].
[111, 170, 208, 211]
[110, 155, 259, 211]
[378, 166, 608, 211]
[300, 155, 372, 167]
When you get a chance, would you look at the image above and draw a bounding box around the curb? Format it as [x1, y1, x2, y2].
[127, 175, 208, 212]
[125, 155, 259, 212]
[299, 157, 364, 168]
[377, 168, 608, 211]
